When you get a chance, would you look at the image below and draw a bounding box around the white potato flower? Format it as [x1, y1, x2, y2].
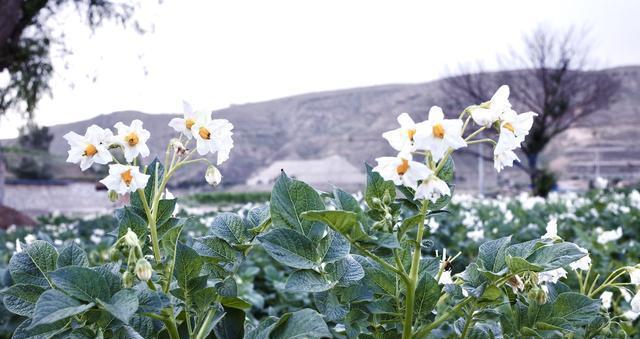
[413, 106, 466, 162]
[493, 131, 520, 173]
[627, 266, 640, 285]
[632, 292, 640, 313]
[373, 152, 432, 190]
[569, 246, 591, 271]
[499, 109, 537, 143]
[415, 174, 450, 202]
[100, 164, 150, 195]
[600, 291, 613, 309]
[168, 101, 206, 139]
[114, 120, 151, 163]
[63, 125, 113, 171]
[466, 228, 485, 242]
[437, 249, 454, 285]
[192, 114, 234, 164]
[382, 113, 428, 153]
[596, 227, 623, 245]
[538, 267, 567, 284]
[541, 218, 558, 239]
[594, 177, 608, 189]
[470, 85, 511, 126]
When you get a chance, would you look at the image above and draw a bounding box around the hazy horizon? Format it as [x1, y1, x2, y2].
[1, 0, 639, 138]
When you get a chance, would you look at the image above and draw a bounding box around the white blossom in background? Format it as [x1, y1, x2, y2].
[63, 125, 114, 170]
[541, 218, 559, 240]
[594, 177, 609, 189]
[437, 249, 454, 285]
[382, 113, 428, 153]
[168, 101, 206, 139]
[24, 234, 37, 245]
[600, 291, 613, 309]
[538, 268, 568, 284]
[629, 190, 640, 209]
[100, 164, 150, 195]
[413, 106, 466, 161]
[192, 115, 235, 165]
[632, 293, 640, 313]
[373, 152, 432, 189]
[466, 228, 484, 242]
[569, 246, 591, 271]
[426, 218, 440, 232]
[415, 174, 450, 202]
[596, 227, 623, 245]
[114, 120, 151, 162]
[470, 85, 511, 126]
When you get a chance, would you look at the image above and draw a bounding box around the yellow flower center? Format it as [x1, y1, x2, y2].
[126, 132, 139, 147]
[199, 127, 211, 140]
[396, 159, 410, 175]
[83, 144, 98, 157]
[432, 123, 445, 139]
[503, 122, 515, 133]
[185, 118, 195, 130]
[407, 128, 416, 141]
[121, 169, 133, 186]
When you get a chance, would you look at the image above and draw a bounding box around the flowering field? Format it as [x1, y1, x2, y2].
[1, 88, 639, 338]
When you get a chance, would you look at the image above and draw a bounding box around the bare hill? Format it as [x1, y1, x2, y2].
[23, 66, 640, 191]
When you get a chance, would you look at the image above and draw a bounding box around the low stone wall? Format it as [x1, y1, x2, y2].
[4, 182, 118, 217]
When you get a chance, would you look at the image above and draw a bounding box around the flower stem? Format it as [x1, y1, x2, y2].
[194, 309, 217, 339]
[401, 200, 430, 339]
[413, 297, 472, 338]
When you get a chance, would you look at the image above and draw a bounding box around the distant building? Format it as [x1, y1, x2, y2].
[246, 155, 363, 190]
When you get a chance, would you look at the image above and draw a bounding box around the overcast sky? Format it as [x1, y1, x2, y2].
[1, 0, 639, 138]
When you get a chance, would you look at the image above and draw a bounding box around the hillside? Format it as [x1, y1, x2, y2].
[12, 66, 640, 192]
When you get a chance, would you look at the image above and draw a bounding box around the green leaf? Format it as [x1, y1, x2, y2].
[357, 257, 396, 296]
[270, 171, 325, 236]
[505, 255, 543, 273]
[477, 236, 511, 276]
[2, 283, 46, 316]
[31, 289, 95, 328]
[317, 229, 350, 263]
[257, 228, 319, 269]
[9, 240, 58, 287]
[270, 309, 331, 339]
[193, 236, 240, 263]
[325, 255, 365, 287]
[245, 205, 270, 230]
[414, 274, 440, 320]
[314, 291, 349, 322]
[57, 243, 89, 268]
[174, 242, 203, 289]
[302, 210, 367, 241]
[365, 163, 396, 209]
[219, 296, 252, 310]
[50, 266, 110, 302]
[437, 157, 455, 184]
[92, 263, 122, 297]
[551, 292, 600, 326]
[245, 316, 279, 339]
[13, 318, 69, 339]
[115, 207, 148, 238]
[209, 212, 249, 245]
[333, 187, 364, 215]
[96, 289, 139, 324]
[286, 270, 334, 293]
[214, 307, 245, 339]
[527, 243, 587, 271]
[156, 199, 177, 226]
[160, 218, 186, 259]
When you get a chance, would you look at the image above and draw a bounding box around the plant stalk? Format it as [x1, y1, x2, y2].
[401, 200, 430, 339]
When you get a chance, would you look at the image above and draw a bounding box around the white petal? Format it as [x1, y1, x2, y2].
[428, 106, 444, 121]
[397, 113, 415, 128]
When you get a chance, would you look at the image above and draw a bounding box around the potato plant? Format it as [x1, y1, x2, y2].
[1, 90, 638, 338]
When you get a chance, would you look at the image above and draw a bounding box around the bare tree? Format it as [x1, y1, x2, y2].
[0, 0, 142, 205]
[441, 26, 621, 195]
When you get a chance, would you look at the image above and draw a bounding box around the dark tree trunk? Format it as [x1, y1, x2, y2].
[0, 145, 5, 205]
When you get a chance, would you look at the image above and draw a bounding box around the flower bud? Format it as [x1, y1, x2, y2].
[170, 138, 187, 156]
[371, 197, 382, 208]
[108, 247, 121, 261]
[205, 165, 222, 186]
[528, 286, 547, 304]
[382, 192, 392, 205]
[108, 190, 119, 202]
[123, 271, 135, 288]
[123, 228, 140, 248]
[135, 258, 153, 281]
